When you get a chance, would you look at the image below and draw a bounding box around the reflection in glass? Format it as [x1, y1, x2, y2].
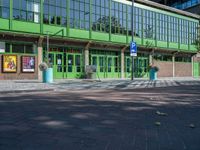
[68, 55, 73, 72]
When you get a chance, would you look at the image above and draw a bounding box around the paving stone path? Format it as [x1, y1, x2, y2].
[0, 84, 200, 150]
[0, 79, 200, 93]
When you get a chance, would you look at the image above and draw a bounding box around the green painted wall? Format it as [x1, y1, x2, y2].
[0, 19, 9, 30]
[193, 62, 200, 78]
[12, 21, 40, 33]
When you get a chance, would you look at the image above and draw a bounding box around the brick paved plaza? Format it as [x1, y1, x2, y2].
[0, 83, 200, 150]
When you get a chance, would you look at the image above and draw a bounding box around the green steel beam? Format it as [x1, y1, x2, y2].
[40, 0, 43, 34]
[67, 0, 70, 37]
[9, 0, 12, 30]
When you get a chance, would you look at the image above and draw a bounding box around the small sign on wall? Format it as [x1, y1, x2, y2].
[2, 55, 17, 73]
[21, 56, 35, 73]
[0, 42, 5, 53]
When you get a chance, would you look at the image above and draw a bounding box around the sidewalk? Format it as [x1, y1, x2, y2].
[0, 78, 200, 94]
[0, 80, 54, 94]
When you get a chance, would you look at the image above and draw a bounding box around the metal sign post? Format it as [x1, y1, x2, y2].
[131, 0, 136, 81]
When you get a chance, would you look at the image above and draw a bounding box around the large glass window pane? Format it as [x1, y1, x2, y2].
[13, 0, 20, 9]
[3, 0, 9, 7]
[13, 9, 20, 20]
[12, 44, 24, 53]
[2, 7, 9, 18]
[25, 45, 34, 54]
[27, 12, 34, 22]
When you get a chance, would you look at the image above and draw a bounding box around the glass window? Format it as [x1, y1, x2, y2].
[25, 45, 34, 53]
[70, 0, 90, 30]
[0, 0, 10, 19]
[5, 43, 10, 53]
[12, 0, 40, 23]
[44, 0, 67, 26]
[12, 44, 25, 53]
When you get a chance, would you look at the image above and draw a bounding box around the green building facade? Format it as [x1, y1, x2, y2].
[0, 0, 199, 80]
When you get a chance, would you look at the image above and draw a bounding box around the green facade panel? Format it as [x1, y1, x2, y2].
[193, 62, 200, 78]
[180, 44, 189, 51]
[128, 37, 142, 45]
[143, 39, 156, 48]
[111, 35, 127, 43]
[157, 41, 169, 48]
[43, 25, 66, 37]
[190, 45, 197, 51]
[12, 21, 40, 33]
[169, 43, 179, 49]
[69, 29, 89, 39]
[91, 32, 109, 41]
[0, 19, 10, 30]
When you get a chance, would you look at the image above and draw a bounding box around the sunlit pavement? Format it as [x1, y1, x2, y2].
[0, 84, 200, 150]
[0, 79, 200, 93]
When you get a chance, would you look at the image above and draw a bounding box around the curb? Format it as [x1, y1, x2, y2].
[0, 89, 55, 94]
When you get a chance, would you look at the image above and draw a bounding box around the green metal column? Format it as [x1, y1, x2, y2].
[89, 0, 92, 39]
[9, 0, 12, 30]
[67, 0, 70, 37]
[155, 12, 157, 47]
[141, 8, 144, 45]
[178, 18, 181, 50]
[40, 0, 43, 34]
[109, 0, 111, 41]
[126, 4, 128, 44]
[188, 21, 190, 51]
[167, 15, 169, 48]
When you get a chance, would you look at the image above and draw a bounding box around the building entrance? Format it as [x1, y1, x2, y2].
[125, 56, 149, 78]
[91, 54, 120, 78]
[48, 51, 83, 79]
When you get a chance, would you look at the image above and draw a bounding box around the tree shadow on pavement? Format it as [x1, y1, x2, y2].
[0, 85, 200, 150]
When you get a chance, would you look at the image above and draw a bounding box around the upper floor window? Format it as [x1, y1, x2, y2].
[13, 0, 40, 23]
[92, 0, 109, 32]
[70, 0, 90, 30]
[0, 0, 10, 19]
[111, 1, 127, 35]
[43, 0, 67, 26]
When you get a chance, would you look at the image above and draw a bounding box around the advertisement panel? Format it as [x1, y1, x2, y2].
[3, 55, 17, 73]
[21, 56, 35, 73]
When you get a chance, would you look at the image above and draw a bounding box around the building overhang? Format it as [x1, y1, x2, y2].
[129, 0, 200, 20]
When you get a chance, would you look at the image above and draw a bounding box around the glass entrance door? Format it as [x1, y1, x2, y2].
[91, 55, 120, 78]
[106, 56, 120, 78]
[125, 57, 132, 78]
[65, 53, 83, 78]
[135, 57, 149, 78]
[49, 52, 64, 79]
[125, 56, 149, 78]
[91, 55, 106, 78]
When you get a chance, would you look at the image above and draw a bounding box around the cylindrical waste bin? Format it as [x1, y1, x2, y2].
[43, 68, 53, 83]
[149, 68, 157, 80]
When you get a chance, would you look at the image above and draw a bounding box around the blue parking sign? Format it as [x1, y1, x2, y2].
[130, 42, 137, 56]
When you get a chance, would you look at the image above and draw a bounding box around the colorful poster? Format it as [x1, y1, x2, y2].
[3, 55, 17, 73]
[21, 56, 35, 73]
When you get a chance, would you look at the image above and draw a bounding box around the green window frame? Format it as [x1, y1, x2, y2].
[154, 54, 172, 62]
[175, 56, 191, 62]
[5, 43, 35, 54]
[70, 0, 90, 30]
[92, 0, 109, 33]
[143, 9, 155, 39]
[43, 0, 67, 26]
[0, 0, 10, 19]
[13, 0, 40, 23]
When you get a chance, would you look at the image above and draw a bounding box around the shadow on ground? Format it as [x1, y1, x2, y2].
[0, 85, 200, 150]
